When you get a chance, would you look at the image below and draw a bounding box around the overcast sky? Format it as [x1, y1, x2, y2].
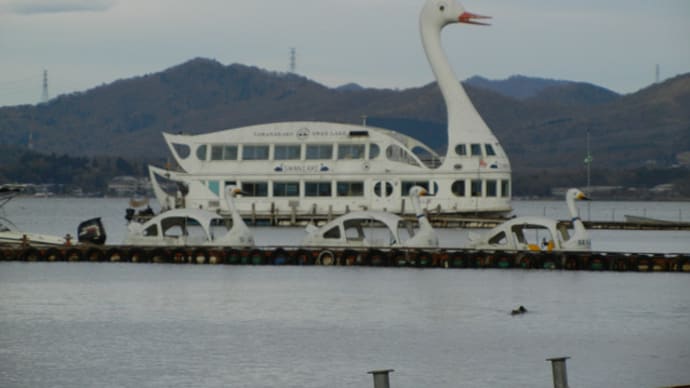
[1, 0, 688, 107]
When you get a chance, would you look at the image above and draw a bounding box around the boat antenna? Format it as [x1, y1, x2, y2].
[361, 114, 367, 128]
[584, 129, 592, 220]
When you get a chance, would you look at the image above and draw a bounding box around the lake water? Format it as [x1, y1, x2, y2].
[1, 198, 689, 387]
[1, 264, 689, 388]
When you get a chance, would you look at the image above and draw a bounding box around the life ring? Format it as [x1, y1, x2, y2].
[225, 249, 241, 265]
[66, 248, 83, 262]
[518, 255, 531, 269]
[651, 257, 668, 272]
[563, 255, 580, 270]
[128, 249, 149, 263]
[475, 252, 493, 268]
[612, 255, 628, 271]
[541, 254, 559, 270]
[250, 250, 263, 265]
[391, 251, 407, 266]
[192, 249, 209, 264]
[417, 251, 433, 267]
[589, 255, 606, 271]
[496, 255, 511, 269]
[680, 256, 690, 272]
[635, 256, 652, 272]
[294, 250, 312, 265]
[271, 249, 291, 265]
[208, 250, 222, 265]
[105, 248, 123, 262]
[45, 248, 64, 261]
[342, 250, 359, 266]
[86, 248, 105, 262]
[367, 249, 385, 266]
[449, 252, 466, 268]
[22, 247, 41, 261]
[148, 249, 166, 263]
[318, 250, 335, 266]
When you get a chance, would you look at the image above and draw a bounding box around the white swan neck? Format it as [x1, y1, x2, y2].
[420, 17, 497, 148]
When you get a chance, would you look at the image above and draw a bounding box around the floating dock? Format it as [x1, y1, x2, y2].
[1, 244, 688, 272]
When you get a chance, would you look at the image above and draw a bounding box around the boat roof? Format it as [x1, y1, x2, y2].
[163, 121, 436, 154]
[147, 208, 223, 226]
[492, 216, 560, 230]
[320, 210, 406, 232]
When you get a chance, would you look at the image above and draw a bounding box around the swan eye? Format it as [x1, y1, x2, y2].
[439, 5, 445, 11]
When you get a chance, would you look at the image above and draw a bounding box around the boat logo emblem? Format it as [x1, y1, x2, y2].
[296, 127, 310, 140]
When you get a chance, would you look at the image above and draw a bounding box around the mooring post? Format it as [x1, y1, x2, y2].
[368, 369, 394, 388]
[546, 356, 570, 388]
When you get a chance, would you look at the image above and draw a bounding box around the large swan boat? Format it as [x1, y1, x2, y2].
[148, 0, 511, 221]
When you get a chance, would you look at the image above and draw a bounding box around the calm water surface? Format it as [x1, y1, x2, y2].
[2, 198, 690, 387]
[1, 264, 689, 388]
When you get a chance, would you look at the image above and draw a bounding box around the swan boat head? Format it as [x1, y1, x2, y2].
[420, 0, 510, 173]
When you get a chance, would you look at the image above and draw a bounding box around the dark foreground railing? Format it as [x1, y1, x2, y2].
[1, 245, 689, 272]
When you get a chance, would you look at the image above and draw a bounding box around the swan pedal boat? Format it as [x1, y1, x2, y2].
[301, 186, 439, 249]
[124, 187, 254, 247]
[467, 188, 592, 252]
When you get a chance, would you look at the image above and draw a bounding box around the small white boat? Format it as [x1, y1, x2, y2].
[0, 217, 70, 247]
[301, 186, 439, 248]
[124, 186, 254, 247]
[0, 185, 106, 247]
[467, 188, 592, 252]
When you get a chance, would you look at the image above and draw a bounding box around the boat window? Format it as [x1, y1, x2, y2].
[305, 182, 332, 197]
[486, 180, 497, 197]
[343, 219, 366, 241]
[306, 144, 333, 160]
[242, 145, 269, 160]
[337, 181, 364, 197]
[369, 144, 380, 159]
[402, 181, 428, 196]
[451, 180, 466, 197]
[212, 145, 238, 161]
[454, 144, 466, 156]
[485, 144, 496, 156]
[323, 226, 341, 239]
[143, 224, 158, 237]
[241, 182, 268, 197]
[386, 145, 420, 166]
[211, 146, 223, 161]
[471, 179, 482, 197]
[173, 143, 191, 159]
[470, 143, 482, 157]
[208, 181, 220, 196]
[273, 182, 300, 197]
[501, 180, 510, 197]
[274, 145, 301, 160]
[373, 181, 393, 197]
[488, 231, 508, 245]
[338, 144, 365, 160]
[196, 145, 208, 161]
[412, 146, 442, 169]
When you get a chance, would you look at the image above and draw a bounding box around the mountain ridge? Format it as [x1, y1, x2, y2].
[0, 58, 688, 171]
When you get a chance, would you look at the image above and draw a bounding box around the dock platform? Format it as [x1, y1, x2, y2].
[2, 245, 688, 272]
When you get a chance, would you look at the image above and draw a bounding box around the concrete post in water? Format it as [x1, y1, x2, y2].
[368, 369, 394, 388]
[546, 357, 570, 388]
